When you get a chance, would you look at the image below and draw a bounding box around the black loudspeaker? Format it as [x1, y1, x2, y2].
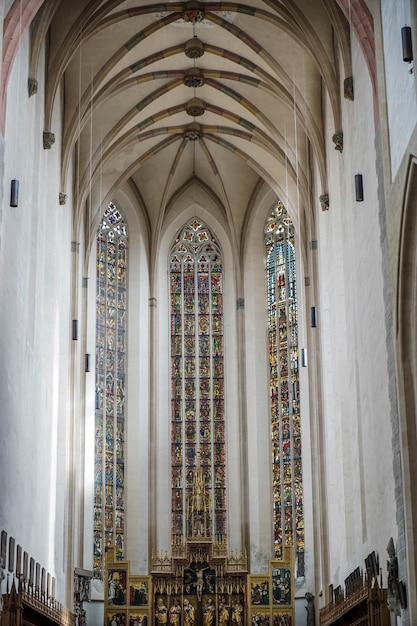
[10, 179, 19, 207]
[355, 174, 364, 202]
[301, 348, 307, 367]
[402, 26, 413, 63]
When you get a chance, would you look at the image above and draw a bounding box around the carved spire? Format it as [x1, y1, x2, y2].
[187, 453, 212, 537]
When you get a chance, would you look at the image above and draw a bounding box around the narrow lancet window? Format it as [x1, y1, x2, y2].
[265, 202, 304, 576]
[94, 202, 128, 574]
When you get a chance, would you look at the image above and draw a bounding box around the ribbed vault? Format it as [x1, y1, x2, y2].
[2, 0, 374, 255]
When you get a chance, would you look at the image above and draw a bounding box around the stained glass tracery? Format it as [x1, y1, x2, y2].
[170, 218, 226, 540]
[94, 202, 128, 574]
[265, 201, 304, 576]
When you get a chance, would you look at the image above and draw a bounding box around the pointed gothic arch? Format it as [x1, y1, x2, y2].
[396, 158, 417, 617]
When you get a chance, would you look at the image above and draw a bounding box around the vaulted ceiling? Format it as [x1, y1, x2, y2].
[5, 0, 370, 249]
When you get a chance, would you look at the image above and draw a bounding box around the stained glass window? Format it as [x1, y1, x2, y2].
[94, 201, 128, 574]
[169, 218, 226, 540]
[265, 201, 304, 576]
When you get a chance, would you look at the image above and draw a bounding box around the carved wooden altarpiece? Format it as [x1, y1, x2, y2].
[104, 466, 296, 626]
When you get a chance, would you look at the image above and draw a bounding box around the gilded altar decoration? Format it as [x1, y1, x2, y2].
[187, 456, 212, 538]
[105, 545, 296, 626]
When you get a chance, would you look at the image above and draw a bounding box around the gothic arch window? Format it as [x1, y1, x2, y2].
[265, 201, 304, 576]
[169, 218, 226, 541]
[94, 202, 128, 574]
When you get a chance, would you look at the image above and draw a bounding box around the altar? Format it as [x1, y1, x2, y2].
[104, 462, 294, 626]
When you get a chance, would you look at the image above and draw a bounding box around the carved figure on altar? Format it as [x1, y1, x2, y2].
[187, 456, 212, 538]
[194, 480, 204, 512]
[156, 598, 168, 626]
[169, 599, 182, 626]
[231, 599, 243, 626]
[203, 599, 215, 626]
[183, 599, 195, 626]
[219, 602, 229, 626]
[195, 566, 209, 601]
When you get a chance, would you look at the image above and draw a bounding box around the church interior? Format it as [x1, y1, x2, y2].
[1, 1, 417, 625]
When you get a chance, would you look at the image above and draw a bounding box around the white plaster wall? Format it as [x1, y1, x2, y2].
[243, 198, 274, 574]
[316, 32, 397, 590]
[317, 115, 349, 581]
[0, 33, 72, 602]
[121, 190, 151, 575]
[382, 0, 417, 178]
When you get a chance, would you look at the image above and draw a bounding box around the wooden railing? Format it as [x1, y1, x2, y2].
[319, 581, 368, 626]
[1, 579, 74, 626]
[21, 586, 74, 626]
[319, 578, 389, 626]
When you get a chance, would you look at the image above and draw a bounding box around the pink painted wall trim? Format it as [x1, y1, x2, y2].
[1, 0, 46, 132]
[336, 0, 378, 125]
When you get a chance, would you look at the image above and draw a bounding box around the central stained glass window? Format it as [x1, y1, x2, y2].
[265, 201, 304, 576]
[170, 218, 226, 540]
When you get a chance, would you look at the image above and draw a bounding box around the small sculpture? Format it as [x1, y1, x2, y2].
[183, 599, 195, 626]
[218, 602, 230, 626]
[169, 599, 182, 626]
[155, 598, 168, 626]
[332, 131, 343, 153]
[344, 76, 354, 101]
[203, 598, 215, 626]
[319, 193, 329, 211]
[28, 78, 38, 97]
[43, 131, 55, 150]
[78, 609, 86, 626]
[305, 592, 315, 626]
[386, 537, 401, 616]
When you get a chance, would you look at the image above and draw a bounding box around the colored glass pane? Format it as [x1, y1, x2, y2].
[265, 201, 304, 577]
[169, 219, 226, 540]
[94, 202, 128, 574]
